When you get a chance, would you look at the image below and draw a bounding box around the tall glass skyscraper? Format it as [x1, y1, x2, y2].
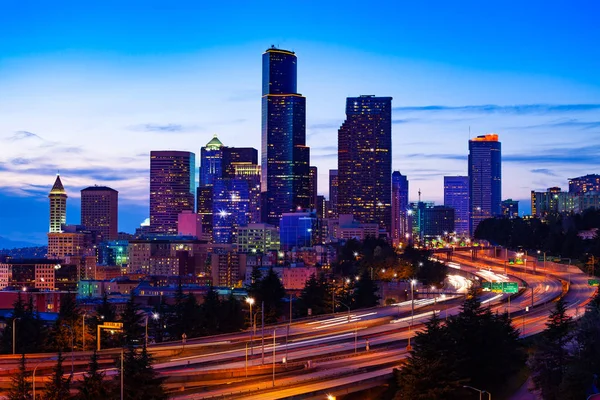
[261, 46, 310, 226]
[444, 176, 469, 236]
[150, 151, 195, 234]
[468, 134, 501, 235]
[328, 169, 338, 217]
[392, 171, 409, 244]
[338, 95, 392, 233]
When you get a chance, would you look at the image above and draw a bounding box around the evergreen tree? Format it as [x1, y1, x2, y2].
[49, 293, 81, 352]
[42, 351, 71, 400]
[150, 298, 168, 343]
[120, 293, 144, 349]
[168, 281, 187, 340]
[298, 274, 330, 317]
[395, 314, 463, 400]
[258, 268, 286, 323]
[76, 350, 110, 400]
[530, 298, 575, 400]
[116, 346, 167, 400]
[351, 270, 380, 309]
[219, 293, 245, 333]
[7, 354, 32, 400]
[246, 266, 263, 300]
[93, 292, 119, 349]
[201, 286, 221, 335]
[1, 293, 46, 354]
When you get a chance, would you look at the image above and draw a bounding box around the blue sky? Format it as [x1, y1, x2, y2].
[1, 1, 600, 244]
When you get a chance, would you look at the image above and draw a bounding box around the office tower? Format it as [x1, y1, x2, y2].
[150, 151, 196, 234]
[444, 176, 469, 236]
[501, 199, 519, 218]
[391, 171, 409, 244]
[261, 46, 310, 226]
[212, 178, 249, 244]
[468, 134, 501, 235]
[279, 211, 318, 251]
[328, 169, 339, 217]
[237, 223, 280, 253]
[309, 166, 318, 210]
[338, 95, 392, 232]
[222, 147, 259, 178]
[234, 163, 261, 223]
[200, 135, 224, 186]
[49, 175, 67, 233]
[81, 186, 118, 240]
[568, 174, 600, 194]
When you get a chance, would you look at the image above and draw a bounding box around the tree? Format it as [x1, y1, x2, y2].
[258, 268, 286, 323]
[116, 346, 167, 400]
[298, 274, 331, 317]
[76, 350, 110, 400]
[1, 293, 46, 354]
[201, 286, 221, 336]
[92, 292, 119, 349]
[530, 298, 575, 400]
[351, 270, 379, 309]
[395, 313, 463, 400]
[49, 293, 81, 352]
[219, 294, 245, 333]
[7, 354, 32, 400]
[42, 351, 71, 400]
[120, 293, 144, 349]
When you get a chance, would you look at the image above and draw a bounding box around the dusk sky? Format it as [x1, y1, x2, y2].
[1, 1, 600, 244]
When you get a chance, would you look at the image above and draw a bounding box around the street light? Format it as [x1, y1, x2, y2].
[32, 356, 58, 399]
[145, 312, 159, 347]
[246, 297, 255, 330]
[463, 385, 491, 400]
[12, 317, 21, 355]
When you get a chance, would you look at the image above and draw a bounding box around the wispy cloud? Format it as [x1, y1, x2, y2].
[531, 168, 557, 176]
[393, 104, 600, 115]
[129, 123, 195, 133]
[7, 131, 43, 141]
[515, 118, 600, 130]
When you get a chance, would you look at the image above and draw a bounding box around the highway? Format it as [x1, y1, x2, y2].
[0, 248, 596, 399]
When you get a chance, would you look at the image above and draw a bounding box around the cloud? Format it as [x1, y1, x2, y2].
[8, 131, 43, 141]
[11, 158, 31, 166]
[310, 153, 338, 160]
[308, 122, 342, 130]
[515, 118, 600, 130]
[129, 123, 194, 133]
[393, 104, 600, 115]
[531, 168, 557, 176]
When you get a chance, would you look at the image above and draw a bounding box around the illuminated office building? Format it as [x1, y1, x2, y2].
[212, 178, 249, 244]
[81, 186, 118, 241]
[569, 174, 600, 194]
[49, 175, 67, 233]
[392, 171, 409, 244]
[338, 95, 392, 232]
[261, 46, 310, 225]
[150, 151, 195, 234]
[328, 170, 338, 217]
[468, 134, 501, 235]
[309, 166, 318, 210]
[444, 176, 469, 235]
[501, 199, 519, 218]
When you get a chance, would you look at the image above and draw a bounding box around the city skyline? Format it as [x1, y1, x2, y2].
[2, 2, 600, 244]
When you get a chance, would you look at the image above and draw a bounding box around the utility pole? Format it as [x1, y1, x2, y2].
[261, 301, 265, 365]
[272, 329, 276, 387]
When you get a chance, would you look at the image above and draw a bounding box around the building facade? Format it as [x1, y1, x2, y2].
[392, 171, 409, 244]
[150, 151, 196, 234]
[81, 185, 118, 241]
[49, 175, 67, 233]
[280, 211, 318, 251]
[338, 95, 392, 233]
[309, 166, 318, 210]
[569, 174, 600, 194]
[468, 134, 501, 235]
[501, 199, 519, 218]
[444, 176, 469, 236]
[261, 46, 310, 226]
[236, 223, 280, 253]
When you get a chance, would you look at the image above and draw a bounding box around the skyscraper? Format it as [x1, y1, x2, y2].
[328, 169, 338, 217]
[200, 135, 224, 186]
[261, 46, 310, 226]
[444, 176, 469, 236]
[309, 166, 318, 210]
[392, 171, 409, 244]
[49, 175, 67, 233]
[81, 186, 119, 240]
[150, 151, 196, 234]
[338, 95, 392, 232]
[468, 134, 501, 235]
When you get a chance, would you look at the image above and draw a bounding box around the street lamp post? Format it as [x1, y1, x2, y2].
[32, 357, 57, 400]
[463, 385, 491, 400]
[12, 317, 20, 355]
[82, 313, 87, 351]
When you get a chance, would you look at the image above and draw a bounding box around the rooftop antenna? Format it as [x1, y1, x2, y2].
[418, 188, 422, 203]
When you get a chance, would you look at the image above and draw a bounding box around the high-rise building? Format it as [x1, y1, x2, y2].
[261, 46, 310, 226]
[468, 134, 501, 235]
[501, 199, 520, 218]
[81, 186, 118, 241]
[409, 202, 454, 240]
[392, 171, 409, 244]
[328, 170, 339, 217]
[212, 178, 249, 244]
[200, 135, 224, 186]
[569, 174, 600, 194]
[309, 166, 318, 210]
[279, 211, 318, 251]
[444, 176, 469, 236]
[49, 175, 67, 233]
[150, 151, 196, 234]
[338, 95, 392, 232]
